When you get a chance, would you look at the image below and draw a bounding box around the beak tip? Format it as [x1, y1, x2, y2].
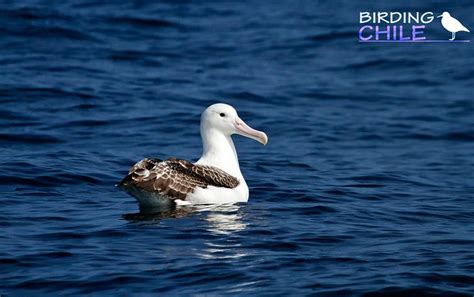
[235, 117, 268, 146]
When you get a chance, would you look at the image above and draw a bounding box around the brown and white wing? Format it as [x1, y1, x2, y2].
[119, 157, 239, 201]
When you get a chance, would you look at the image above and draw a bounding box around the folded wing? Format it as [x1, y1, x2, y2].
[119, 157, 239, 201]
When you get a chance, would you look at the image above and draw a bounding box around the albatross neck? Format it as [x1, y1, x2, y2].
[196, 127, 242, 178]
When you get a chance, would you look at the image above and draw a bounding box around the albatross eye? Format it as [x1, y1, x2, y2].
[220, 113, 226, 117]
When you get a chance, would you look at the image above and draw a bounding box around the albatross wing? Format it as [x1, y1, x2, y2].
[118, 157, 240, 204]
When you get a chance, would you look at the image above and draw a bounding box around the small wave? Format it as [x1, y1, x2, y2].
[307, 31, 354, 42]
[107, 50, 163, 67]
[233, 91, 264, 100]
[343, 58, 424, 70]
[0, 87, 96, 101]
[54, 119, 109, 128]
[3, 26, 96, 41]
[0, 7, 70, 21]
[378, 78, 439, 87]
[0, 133, 62, 144]
[362, 286, 469, 297]
[342, 174, 439, 188]
[396, 115, 444, 122]
[342, 183, 385, 188]
[0, 172, 101, 187]
[20, 251, 74, 262]
[400, 132, 474, 142]
[426, 239, 474, 245]
[33, 231, 87, 240]
[296, 234, 352, 244]
[245, 241, 300, 251]
[0, 109, 37, 121]
[294, 205, 338, 215]
[0, 258, 20, 264]
[421, 272, 474, 285]
[106, 16, 183, 29]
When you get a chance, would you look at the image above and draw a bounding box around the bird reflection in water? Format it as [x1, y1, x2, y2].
[122, 204, 247, 234]
[122, 204, 194, 223]
[123, 204, 249, 260]
[199, 204, 248, 260]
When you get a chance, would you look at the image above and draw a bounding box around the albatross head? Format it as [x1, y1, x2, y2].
[201, 103, 268, 145]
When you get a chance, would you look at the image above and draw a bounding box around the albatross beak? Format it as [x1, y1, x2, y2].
[235, 117, 268, 145]
[437, 15, 442, 18]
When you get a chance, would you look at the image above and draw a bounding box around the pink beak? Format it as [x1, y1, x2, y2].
[234, 117, 268, 145]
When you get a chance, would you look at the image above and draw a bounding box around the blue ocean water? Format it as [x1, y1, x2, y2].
[1, 0, 473, 296]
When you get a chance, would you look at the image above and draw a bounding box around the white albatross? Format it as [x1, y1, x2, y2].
[438, 12, 470, 41]
[118, 103, 268, 207]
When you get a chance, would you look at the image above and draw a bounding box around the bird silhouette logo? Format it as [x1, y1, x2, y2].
[437, 12, 470, 40]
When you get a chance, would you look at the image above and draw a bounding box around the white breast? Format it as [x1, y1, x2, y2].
[185, 180, 249, 204]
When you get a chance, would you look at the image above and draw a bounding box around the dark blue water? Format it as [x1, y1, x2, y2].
[1, 1, 473, 296]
